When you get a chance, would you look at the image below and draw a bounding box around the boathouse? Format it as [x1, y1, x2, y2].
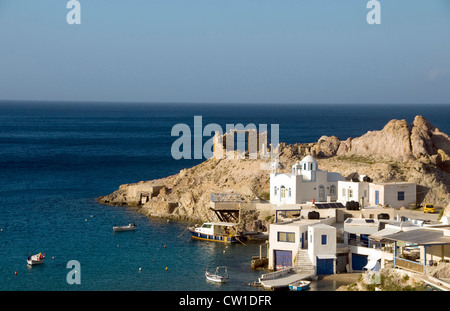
[267, 216, 336, 274]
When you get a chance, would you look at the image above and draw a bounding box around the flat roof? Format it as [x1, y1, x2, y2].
[373, 182, 415, 186]
[382, 228, 450, 245]
[204, 222, 237, 227]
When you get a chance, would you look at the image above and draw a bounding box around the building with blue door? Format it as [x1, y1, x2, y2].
[308, 224, 337, 275]
[338, 180, 416, 210]
[368, 182, 416, 208]
[268, 217, 337, 274]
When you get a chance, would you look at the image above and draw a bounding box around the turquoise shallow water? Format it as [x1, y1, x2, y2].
[0, 102, 448, 291]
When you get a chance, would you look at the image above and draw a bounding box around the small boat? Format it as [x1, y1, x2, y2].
[205, 266, 229, 283]
[113, 223, 136, 232]
[27, 253, 45, 266]
[288, 280, 311, 291]
[188, 222, 240, 243]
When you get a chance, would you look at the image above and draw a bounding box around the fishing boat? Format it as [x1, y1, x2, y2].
[188, 222, 240, 243]
[27, 253, 45, 266]
[113, 223, 136, 232]
[288, 280, 311, 291]
[205, 266, 229, 283]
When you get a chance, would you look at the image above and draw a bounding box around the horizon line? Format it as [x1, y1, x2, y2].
[1, 99, 449, 106]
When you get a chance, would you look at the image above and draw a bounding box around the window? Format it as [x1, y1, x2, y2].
[274, 186, 277, 195]
[278, 232, 295, 243]
[321, 235, 327, 245]
[330, 185, 336, 195]
[398, 191, 405, 201]
[288, 188, 292, 197]
[281, 186, 286, 198]
[348, 189, 353, 198]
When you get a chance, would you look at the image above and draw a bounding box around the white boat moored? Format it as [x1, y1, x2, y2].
[288, 280, 311, 291]
[27, 253, 45, 266]
[113, 223, 136, 232]
[205, 266, 229, 283]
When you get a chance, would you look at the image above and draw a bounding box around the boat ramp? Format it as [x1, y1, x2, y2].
[256, 268, 314, 290]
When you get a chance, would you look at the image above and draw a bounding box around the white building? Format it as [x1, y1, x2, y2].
[308, 224, 337, 275]
[268, 217, 337, 274]
[338, 180, 416, 209]
[270, 155, 345, 205]
[337, 180, 370, 207]
[368, 182, 416, 208]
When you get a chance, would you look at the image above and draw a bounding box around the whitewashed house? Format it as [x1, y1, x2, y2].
[308, 224, 337, 275]
[337, 180, 370, 207]
[268, 218, 337, 274]
[270, 155, 345, 205]
[368, 182, 416, 208]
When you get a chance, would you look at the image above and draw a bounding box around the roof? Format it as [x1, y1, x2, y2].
[205, 222, 238, 227]
[300, 155, 318, 163]
[344, 218, 379, 234]
[382, 228, 450, 245]
[370, 227, 402, 240]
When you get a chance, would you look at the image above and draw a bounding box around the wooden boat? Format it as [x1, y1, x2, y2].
[205, 266, 229, 283]
[113, 223, 136, 232]
[188, 222, 239, 243]
[288, 280, 311, 291]
[27, 253, 45, 266]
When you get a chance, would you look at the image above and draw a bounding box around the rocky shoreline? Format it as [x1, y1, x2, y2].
[97, 116, 450, 226]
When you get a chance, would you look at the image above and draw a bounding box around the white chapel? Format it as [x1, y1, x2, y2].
[270, 155, 345, 205]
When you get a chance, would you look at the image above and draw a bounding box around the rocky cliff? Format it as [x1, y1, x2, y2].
[97, 115, 450, 225]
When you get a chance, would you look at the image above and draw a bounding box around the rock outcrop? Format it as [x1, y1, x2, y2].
[97, 115, 450, 224]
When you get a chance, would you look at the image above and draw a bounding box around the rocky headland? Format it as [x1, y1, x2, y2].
[97, 115, 450, 229]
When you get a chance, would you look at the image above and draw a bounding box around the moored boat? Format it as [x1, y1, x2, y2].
[27, 253, 45, 266]
[205, 266, 229, 283]
[188, 222, 240, 243]
[113, 223, 136, 232]
[288, 280, 311, 291]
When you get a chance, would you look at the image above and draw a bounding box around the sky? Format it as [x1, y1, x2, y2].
[0, 0, 449, 104]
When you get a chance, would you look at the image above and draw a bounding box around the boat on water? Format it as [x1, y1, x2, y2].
[288, 280, 311, 291]
[205, 266, 229, 283]
[188, 222, 240, 243]
[27, 253, 45, 266]
[113, 223, 136, 232]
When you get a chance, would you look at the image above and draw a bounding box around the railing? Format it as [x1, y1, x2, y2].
[395, 257, 425, 274]
[210, 193, 243, 202]
[259, 268, 293, 280]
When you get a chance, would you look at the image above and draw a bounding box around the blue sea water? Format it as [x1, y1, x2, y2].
[0, 101, 449, 291]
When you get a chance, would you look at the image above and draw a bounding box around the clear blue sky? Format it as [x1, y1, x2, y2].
[0, 0, 449, 104]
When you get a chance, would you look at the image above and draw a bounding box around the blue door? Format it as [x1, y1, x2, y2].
[352, 254, 368, 271]
[316, 257, 334, 275]
[274, 250, 292, 271]
[375, 191, 379, 205]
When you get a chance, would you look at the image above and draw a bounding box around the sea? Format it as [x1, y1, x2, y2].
[0, 101, 449, 291]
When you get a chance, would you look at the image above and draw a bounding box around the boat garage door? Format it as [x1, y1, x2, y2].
[351, 254, 368, 271]
[316, 255, 335, 275]
[274, 250, 292, 271]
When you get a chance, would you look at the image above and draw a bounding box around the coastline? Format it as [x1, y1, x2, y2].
[98, 115, 450, 227]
